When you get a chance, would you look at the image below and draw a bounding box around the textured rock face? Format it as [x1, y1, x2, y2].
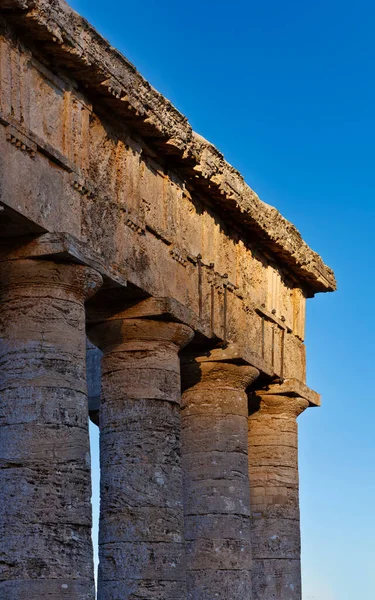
[0, 1, 336, 599]
[0, 259, 102, 599]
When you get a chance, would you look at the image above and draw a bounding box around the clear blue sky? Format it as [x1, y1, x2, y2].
[73, 1, 375, 597]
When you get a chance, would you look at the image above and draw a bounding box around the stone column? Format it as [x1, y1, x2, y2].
[248, 393, 309, 600]
[0, 259, 102, 600]
[88, 316, 193, 600]
[181, 357, 260, 600]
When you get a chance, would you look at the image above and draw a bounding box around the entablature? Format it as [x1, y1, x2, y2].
[0, 0, 336, 296]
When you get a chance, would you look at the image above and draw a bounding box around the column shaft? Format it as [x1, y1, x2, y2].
[89, 318, 193, 600]
[0, 259, 101, 600]
[181, 359, 259, 600]
[248, 394, 308, 600]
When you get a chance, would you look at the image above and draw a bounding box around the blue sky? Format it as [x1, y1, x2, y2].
[76, 1, 375, 597]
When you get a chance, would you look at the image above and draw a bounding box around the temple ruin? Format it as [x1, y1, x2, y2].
[0, 1, 336, 599]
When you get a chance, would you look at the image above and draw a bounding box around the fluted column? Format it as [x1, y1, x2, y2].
[0, 259, 102, 600]
[89, 317, 194, 600]
[248, 393, 309, 600]
[181, 358, 259, 599]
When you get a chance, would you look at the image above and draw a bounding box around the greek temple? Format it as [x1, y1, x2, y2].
[0, 1, 336, 598]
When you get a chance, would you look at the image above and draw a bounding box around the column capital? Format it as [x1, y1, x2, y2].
[0, 232, 126, 289]
[88, 295, 202, 329]
[250, 392, 309, 418]
[256, 377, 321, 406]
[181, 350, 259, 393]
[88, 317, 194, 353]
[182, 361, 259, 391]
[0, 258, 102, 302]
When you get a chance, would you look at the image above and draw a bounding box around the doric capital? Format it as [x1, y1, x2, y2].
[256, 378, 321, 406]
[181, 351, 259, 393]
[0, 259, 102, 302]
[250, 393, 309, 418]
[88, 317, 194, 354]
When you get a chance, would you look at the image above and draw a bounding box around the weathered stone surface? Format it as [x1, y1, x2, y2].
[0, 1, 336, 598]
[0, 0, 336, 295]
[186, 570, 253, 600]
[89, 317, 193, 600]
[248, 393, 309, 600]
[181, 358, 259, 599]
[258, 377, 321, 406]
[0, 259, 102, 599]
[0, 4, 331, 383]
[251, 559, 302, 600]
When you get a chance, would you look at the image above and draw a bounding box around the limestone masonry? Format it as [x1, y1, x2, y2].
[0, 1, 336, 599]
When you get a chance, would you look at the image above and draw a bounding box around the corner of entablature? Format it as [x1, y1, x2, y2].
[252, 377, 321, 408]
